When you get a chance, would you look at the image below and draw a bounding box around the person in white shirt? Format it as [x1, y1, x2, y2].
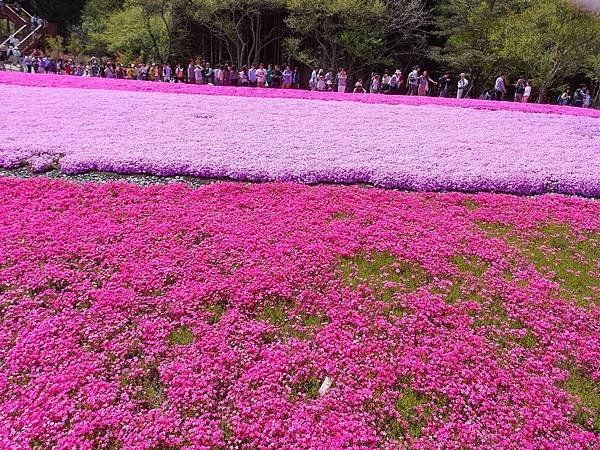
[194, 65, 202, 84]
[22, 53, 32, 72]
[494, 73, 507, 100]
[309, 67, 318, 91]
[583, 88, 591, 108]
[407, 66, 420, 95]
[522, 81, 532, 103]
[457, 73, 469, 99]
[370, 74, 380, 94]
[255, 63, 267, 88]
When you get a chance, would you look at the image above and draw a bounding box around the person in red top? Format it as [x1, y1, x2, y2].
[64, 62, 73, 76]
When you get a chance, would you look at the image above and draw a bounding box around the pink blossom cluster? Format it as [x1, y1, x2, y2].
[0, 177, 598, 449]
[1, 71, 599, 118]
[1, 82, 599, 196]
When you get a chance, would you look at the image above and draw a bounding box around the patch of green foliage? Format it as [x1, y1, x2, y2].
[452, 254, 489, 278]
[562, 368, 600, 433]
[340, 251, 432, 305]
[524, 224, 599, 308]
[204, 301, 228, 325]
[477, 221, 599, 308]
[258, 298, 329, 342]
[168, 325, 194, 346]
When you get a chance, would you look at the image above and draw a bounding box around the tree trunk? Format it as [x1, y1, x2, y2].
[592, 80, 600, 108]
[537, 85, 548, 104]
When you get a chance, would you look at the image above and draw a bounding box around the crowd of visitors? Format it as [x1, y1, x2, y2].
[556, 84, 593, 108]
[0, 49, 595, 106]
[0, 0, 46, 66]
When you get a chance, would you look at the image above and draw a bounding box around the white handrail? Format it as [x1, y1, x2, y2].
[1, 24, 28, 48]
[5, 4, 32, 21]
[18, 24, 43, 50]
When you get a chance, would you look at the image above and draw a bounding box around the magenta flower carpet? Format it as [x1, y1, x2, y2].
[1, 73, 599, 448]
[1, 74, 599, 195]
[0, 178, 598, 449]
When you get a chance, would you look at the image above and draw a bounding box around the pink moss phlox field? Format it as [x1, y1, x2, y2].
[1, 82, 599, 196]
[1, 71, 599, 118]
[0, 177, 598, 449]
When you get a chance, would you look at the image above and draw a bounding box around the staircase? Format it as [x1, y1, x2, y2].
[1, 3, 46, 54]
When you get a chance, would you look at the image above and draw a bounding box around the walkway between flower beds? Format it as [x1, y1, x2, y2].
[2, 71, 599, 119]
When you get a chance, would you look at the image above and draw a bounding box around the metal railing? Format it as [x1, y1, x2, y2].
[19, 24, 44, 53]
[1, 4, 44, 52]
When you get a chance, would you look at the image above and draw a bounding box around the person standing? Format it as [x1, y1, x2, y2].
[573, 84, 586, 107]
[162, 64, 171, 82]
[583, 88, 591, 108]
[438, 72, 451, 97]
[494, 73, 507, 100]
[23, 53, 32, 73]
[248, 63, 257, 87]
[282, 65, 293, 89]
[213, 65, 221, 86]
[370, 74, 381, 94]
[309, 67, 318, 91]
[256, 63, 267, 87]
[514, 76, 525, 102]
[202, 62, 213, 85]
[175, 64, 184, 83]
[457, 73, 469, 99]
[221, 65, 230, 86]
[115, 63, 125, 79]
[229, 65, 239, 86]
[381, 71, 390, 94]
[317, 72, 326, 91]
[325, 68, 334, 86]
[266, 64, 274, 87]
[271, 65, 283, 89]
[239, 65, 249, 86]
[187, 60, 195, 84]
[126, 64, 135, 79]
[293, 67, 301, 89]
[336, 68, 347, 93]
[12, 47, 22, 68]
[390, 70, 400, 95]
[407, 66, 420, 95]
[194, 64, 202, 84]
[417, 70, 436, 96]
[32, 55, 39, 73]
[522, 81, 531, 103]
[103, 63, 113, 78]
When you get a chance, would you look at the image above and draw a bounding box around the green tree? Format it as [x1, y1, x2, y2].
[82, 0, 186, 62]
[191, 0, 285, 67]
[495, 0, 600, 102]
[23, 0, 86, 34]
[285, 0, 386, 70]
[584, 52, 600, 107]
[430, 0, 525, 94]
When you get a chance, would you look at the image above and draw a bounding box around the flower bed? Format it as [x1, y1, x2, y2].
[1, 82, 599, 196]
[1, 71, 599, 118]
[0, 177, 598, 448]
